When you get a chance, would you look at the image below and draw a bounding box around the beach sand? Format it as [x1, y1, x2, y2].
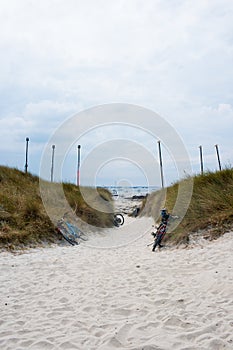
[0, 215, 233, 350]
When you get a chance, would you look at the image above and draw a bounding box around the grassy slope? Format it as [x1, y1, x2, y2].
[0, 166, 114, 250]
[142, 168, 233, 244]
[1, 166, 233, 250]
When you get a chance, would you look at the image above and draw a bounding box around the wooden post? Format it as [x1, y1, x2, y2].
[199, 145, 204, 175]
[25, 137, 29, 174]
[215, 144, 222, 171]
[77, 145, 81, 186]
[51, 145, 55, 182]
[157, 140, 164, 188]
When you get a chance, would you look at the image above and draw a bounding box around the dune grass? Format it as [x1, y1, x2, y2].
[0, 166, 114, 250]
[142, 168, 233, 244]
[1, 165, 233, 250]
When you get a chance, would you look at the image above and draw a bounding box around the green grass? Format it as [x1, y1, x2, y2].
[142, 168, 233, 244]
[0, 166, 114, 251]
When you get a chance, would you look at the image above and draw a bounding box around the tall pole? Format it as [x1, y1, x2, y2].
[51, 145, 55, 182]
[215, 144, 222, 171]
[25, 137, 29, 174]
[157, 140, 164, 188]
[77, 145, 81, 186]
[199, 145, 204, 175]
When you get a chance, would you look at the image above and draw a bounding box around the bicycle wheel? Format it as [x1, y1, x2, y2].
[57, 222, 79, 246]
[113, 213, 124, 227]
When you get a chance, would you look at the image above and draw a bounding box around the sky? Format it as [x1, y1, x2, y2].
[1, 0, 233, 187]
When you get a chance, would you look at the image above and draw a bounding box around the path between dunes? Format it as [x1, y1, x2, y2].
[0, 216, 233, 350]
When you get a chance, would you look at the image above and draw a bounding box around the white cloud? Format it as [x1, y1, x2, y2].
[0, 0, 233, 183]
[24, 100, 79, 120]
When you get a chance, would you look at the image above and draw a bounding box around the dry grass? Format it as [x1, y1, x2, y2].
[0, 166, 114, 251]
[142, 168, 233, 244]
[2, 165, 233, 250]
[63, 183, 114, 227]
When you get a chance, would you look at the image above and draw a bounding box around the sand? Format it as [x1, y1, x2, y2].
[0, 215, 233, 350]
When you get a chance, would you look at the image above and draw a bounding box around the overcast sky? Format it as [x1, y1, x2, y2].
[1, 0, 233, 187]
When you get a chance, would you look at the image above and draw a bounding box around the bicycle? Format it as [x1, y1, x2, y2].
[56, 219, 88, 245]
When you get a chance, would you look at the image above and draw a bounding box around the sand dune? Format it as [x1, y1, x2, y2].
[0, 216, 233, 350]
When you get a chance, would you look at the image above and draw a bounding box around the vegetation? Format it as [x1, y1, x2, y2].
[0, 166, 114, 251]
[1, 165, 233, 251]
[142, 168, 233, 244]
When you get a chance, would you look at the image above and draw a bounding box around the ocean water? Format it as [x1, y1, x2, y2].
[105, 186, 159, 199]
[103, 186, 159, 214]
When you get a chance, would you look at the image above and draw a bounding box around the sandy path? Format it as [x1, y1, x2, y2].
[0, 217, 233, 350]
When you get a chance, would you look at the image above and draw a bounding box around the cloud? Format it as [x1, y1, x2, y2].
[0, 0, 233, 183]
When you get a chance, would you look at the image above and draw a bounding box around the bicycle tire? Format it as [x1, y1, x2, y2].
[113, 213, 124, 227]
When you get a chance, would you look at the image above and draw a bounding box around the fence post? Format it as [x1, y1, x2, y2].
[157, 140, 164, 188]
[25, 137, 29, 174]
[77, 145, 81, 186]
[51, 145, 55, 182]
[215, 144, 222, 171]
[199, 145, 204, 175]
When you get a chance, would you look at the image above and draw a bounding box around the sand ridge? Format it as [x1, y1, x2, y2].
[0, 216, 233, 350]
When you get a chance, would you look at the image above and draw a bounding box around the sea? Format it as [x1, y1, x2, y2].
[101, 186, 158, 214]
[105, 186, 159, 199]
